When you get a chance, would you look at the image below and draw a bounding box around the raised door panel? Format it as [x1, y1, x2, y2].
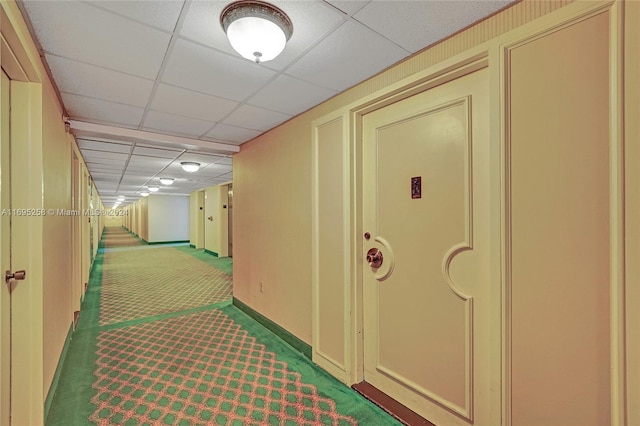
[508, 10, 612, 425]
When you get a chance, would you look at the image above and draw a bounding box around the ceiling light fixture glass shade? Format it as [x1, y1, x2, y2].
[159, 177, 175, 185]
[140, 191, 150, 197]
[148, 186, 160, 192]
[181, 162, 201, 173]
[220, 1, 293, 63]
[117, 196, 125, 201]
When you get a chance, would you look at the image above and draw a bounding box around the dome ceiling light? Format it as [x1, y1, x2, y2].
[159, 177, 175, 185]
[220, 1, 293, 63]
[181, 162, 201, 173]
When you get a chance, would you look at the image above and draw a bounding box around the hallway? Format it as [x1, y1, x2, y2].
[45, 227, 396, 425]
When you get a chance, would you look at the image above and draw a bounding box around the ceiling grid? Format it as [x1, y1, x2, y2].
[18, 0, 513, 206]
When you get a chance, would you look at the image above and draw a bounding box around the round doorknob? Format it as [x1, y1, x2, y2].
[366, 248, 383, 268]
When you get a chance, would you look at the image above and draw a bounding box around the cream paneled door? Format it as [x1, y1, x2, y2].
[362, 68, 491, 425]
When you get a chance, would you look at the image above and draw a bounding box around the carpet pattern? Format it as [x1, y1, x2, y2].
[90, 309, 357, 426]
[100, 248, 232, 325]
[101, 227, 145, 247]
[45, 228, 397, 425]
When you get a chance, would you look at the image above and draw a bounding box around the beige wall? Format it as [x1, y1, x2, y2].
[509, 11, 611, 423]
[234, 117, 313, 341]
[42, 74, 74, 402]
[233, 0, 574, 345]
[626, 2, 640, 423]
[136, 197, 148, 241]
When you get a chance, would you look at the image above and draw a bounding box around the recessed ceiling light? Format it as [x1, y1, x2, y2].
[181, 162, 201, 173]
[159, 177, 174, 185]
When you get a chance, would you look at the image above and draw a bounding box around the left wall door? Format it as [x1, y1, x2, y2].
[1, 66, 38, 425]
[1, 67, 12, 426]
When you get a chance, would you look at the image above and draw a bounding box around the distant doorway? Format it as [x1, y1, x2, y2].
[227, 184, 233, 258]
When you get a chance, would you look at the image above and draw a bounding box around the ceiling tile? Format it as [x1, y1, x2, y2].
[204, 124, 261, 145]
[81, 150, 129, 162]
[222, 105, 291, 132]
[46, 55, 155, 108]
[248, 74, 338, 115]
[92, 174, 121, 182]
[161, 38, 276, 101]
[61, 93, 145, 128]
[142, 110, 216, 138]
[120, 176, 149, 183]
[353, 1, 513, 52]
[22, 1, 171, 79]
[128, 155, 173, 166]
[198, 163, 232, 174]
[77, 139, 132, 154]
[116, 184, 144, 191]
[286, 20, 409, 92]
[150, 84, 239, 122]
[124, 166, 160, 174]
[133, 146, 183, 159]
[85, 171, 123, 180]
[177, 2, 232, 54]
[84, 159, 127, 169]
[87, 0, 184, 32]
[85, 166, 123, 174]
[324, 0, 370, 16]
[96, 181, 118, 187]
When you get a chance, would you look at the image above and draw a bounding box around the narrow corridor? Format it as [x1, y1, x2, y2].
[46, 227, 396, 425]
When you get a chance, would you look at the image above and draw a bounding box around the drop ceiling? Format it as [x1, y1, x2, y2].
[18, 0, 513, 207]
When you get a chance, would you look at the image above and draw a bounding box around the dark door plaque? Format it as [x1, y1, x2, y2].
[411, 176, 421, 199]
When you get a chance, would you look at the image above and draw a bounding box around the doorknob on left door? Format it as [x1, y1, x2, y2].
[5, 270, 26, 282]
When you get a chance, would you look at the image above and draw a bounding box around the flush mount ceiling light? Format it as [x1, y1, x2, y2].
[148, 186, 160, 192]
[181, 162, 201, 173]
[159, 177, 175, 185]
[140, 191, 150, 197]
[220, 0, 293, 63]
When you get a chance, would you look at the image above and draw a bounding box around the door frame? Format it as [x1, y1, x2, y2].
[1, 2, 46, 424]
[312, 48, 490, 386]
[350, 54, 490, 411]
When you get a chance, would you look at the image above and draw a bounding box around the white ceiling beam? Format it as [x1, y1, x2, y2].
[70, 120, 240, 155]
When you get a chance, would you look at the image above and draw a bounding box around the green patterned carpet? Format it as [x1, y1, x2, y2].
[101, 227, 145, 247]
[100, 248, 232, 325]
[45, 228, 398, 425]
